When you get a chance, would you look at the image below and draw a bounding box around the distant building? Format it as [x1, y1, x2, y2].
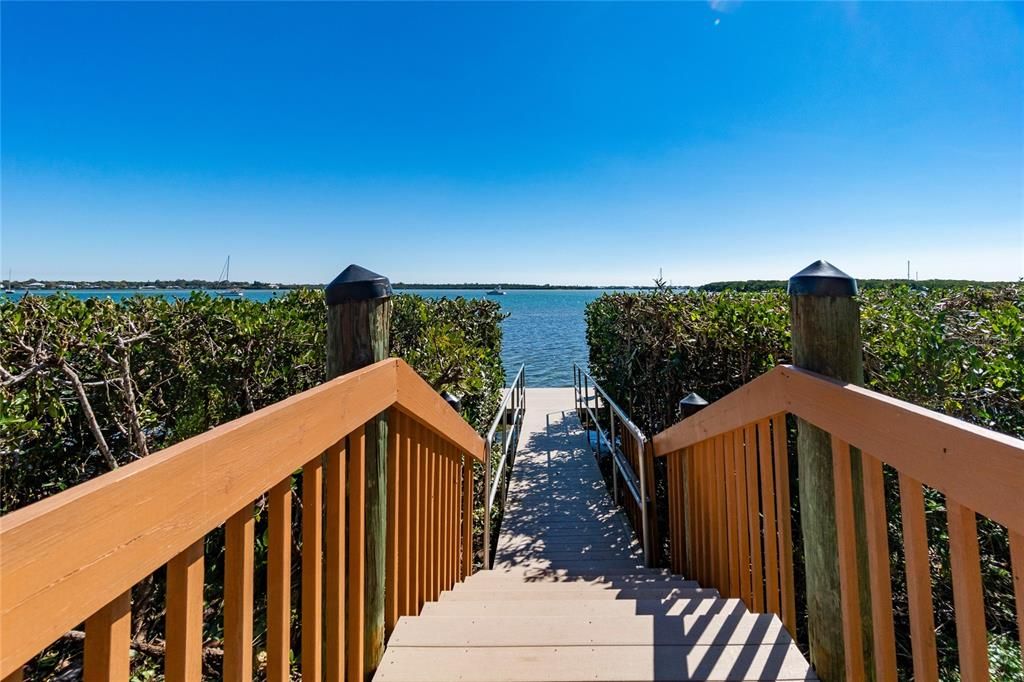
[26, 282, 45, 289]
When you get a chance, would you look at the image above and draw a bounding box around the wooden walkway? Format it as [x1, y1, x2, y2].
[376, 388, 817, 681]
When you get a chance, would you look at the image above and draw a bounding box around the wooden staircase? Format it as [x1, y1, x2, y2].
[375, 388, 816, 681]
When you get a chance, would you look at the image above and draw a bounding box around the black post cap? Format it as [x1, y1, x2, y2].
[325, 264, 392, 305]
[787, 260, 858, 297]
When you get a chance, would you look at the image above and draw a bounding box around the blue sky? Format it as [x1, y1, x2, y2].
[2, 2, 1021, 285]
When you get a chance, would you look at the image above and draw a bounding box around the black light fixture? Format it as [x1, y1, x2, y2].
[441, 390, 462, 413]
[678, 392, 709, 419]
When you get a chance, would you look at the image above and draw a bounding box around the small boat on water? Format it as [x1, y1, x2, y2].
[217, 256, 244, 297]
[487, 285, 507, 296]
[4, 269, 14, 294]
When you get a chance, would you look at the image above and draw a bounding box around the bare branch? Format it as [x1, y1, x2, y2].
[0, 361, 47, 387]
[60, 361, 118, 471]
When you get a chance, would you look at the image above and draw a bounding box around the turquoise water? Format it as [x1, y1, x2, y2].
[406, 289, 624, 387]
[2, 288, 624, 387]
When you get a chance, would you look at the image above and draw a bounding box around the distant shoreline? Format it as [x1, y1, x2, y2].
[3, 278, 1014, 293]
[3, 280, 660, 291]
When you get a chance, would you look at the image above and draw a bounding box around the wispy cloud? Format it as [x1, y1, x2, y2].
[708, 0, 742, 14]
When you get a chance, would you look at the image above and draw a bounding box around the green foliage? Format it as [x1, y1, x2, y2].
[0, 289, 504, 679]
[0, 290, 505, 514]
[585, 283, 1022, 679]
[391, 294, 506, 432]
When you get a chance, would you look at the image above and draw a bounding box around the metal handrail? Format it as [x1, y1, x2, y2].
[572, 362, 651, 566]
[483, 364, 526, 567]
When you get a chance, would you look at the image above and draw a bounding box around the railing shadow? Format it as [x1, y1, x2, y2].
[492, 409, 643, 572]
[485, 400, 814, 680]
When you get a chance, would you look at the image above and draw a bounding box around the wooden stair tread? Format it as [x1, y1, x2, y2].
[388, 613, 792, 647]
[419, 597, 748, 618]
[375, 644, 817, 681]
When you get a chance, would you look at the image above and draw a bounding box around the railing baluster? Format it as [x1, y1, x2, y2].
[733, 428, 752, 609]
[700, 439, 711, 586]
[757, 420, 780, 617]
[267, 477, 292, 682]
[437, 433, 446, 595]
[325, 440, 347, 682]
[463, 451, 474, 579]
[165, 540, 204, 682]
[416, 424, 427, 609]
[451, 445, 459, 584]
[444, 438, 452, 585]
[224, 504, 255, 682]
[947, 500, 990, 681]
[435, 436, 444, 594]
[347, 426, 368, 682]
[386, 410, 401, 635]
[675, 453, 686, 575]
[1011, 530, 1024, 664]
[714, 435, 729, 593]
[771, 414, 797, 635]
[439, 434, 448, 594]
[831, 437, 866, 681]
[723, 433, 738, 599]
[301, 455, 323, 682]
[744, 424, 764, 613]
[404, 417, 416, 611]
[861, 452, 897, 680]
[84, 589, 131, 682]
[427, 431, 437, 600]
[897, 472, 939, 682]
[667, 453, 680, 575]
[684, 446, 692, 577]
[695, 441, 706, 585]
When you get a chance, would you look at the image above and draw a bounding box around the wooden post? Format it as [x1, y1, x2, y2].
[789, 260, 874, 680]
[325, 264, 392, 679]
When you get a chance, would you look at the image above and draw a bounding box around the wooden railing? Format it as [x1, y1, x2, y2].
[652, 364, 1024, 681]
[0, 358, 484, 681]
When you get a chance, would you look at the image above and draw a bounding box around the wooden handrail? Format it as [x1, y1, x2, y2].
[0, 357, 484, 678]
[394, 359, 483, 457]
[655, 362, 1024, 680]
[653, 364, 1024, 533]
[653, 366, 787, 455]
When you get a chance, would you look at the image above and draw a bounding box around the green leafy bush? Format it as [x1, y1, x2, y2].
[0, 289, 505, 679]
[585, 283, 1022, 679]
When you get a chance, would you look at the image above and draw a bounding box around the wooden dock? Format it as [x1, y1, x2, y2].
[376, 388, 817, 681]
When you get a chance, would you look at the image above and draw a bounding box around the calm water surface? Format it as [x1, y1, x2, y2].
[3, 288, 626, 387]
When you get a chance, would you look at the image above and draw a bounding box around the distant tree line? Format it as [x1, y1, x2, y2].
[6, 279, 313, 290]
[699, 278, 1018, 292]
[393, 283, 654, 290]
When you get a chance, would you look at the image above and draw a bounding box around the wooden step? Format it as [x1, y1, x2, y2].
[490, 559, 646, 571]
[375, 643, 817, 681]
[438, 587, 719, 601]
[495, 539, 641, 553]
[465, 570, 678, 582]
[460, 575, 699, 589]
[485, 548, 630, 557]
[419, 597, 747, 619]
[388, 613, 790, 647]
[473, 566, 672, 578]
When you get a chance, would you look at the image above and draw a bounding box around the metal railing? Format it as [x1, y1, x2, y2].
[483, 364, 527, 567]
[572, 363, 651, 566]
